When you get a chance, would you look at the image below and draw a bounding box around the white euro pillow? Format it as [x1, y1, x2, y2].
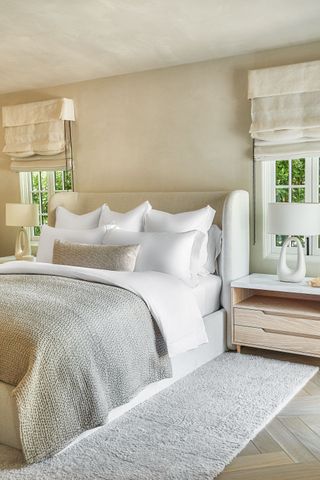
[103, 228, 198, 286]
[144, 206, 215, 274]
[55, 205, 103, 230]
[37, 225, 108, 264]
[99, 201, 151, 231]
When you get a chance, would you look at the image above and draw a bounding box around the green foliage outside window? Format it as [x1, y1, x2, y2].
[31, 170, 73, 236]
[275, 160, 289, 185]
[275, 158, 305, 248]
[275, 159, 305, 202]
[54, 171, 73, 191]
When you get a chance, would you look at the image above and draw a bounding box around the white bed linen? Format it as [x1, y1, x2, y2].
[0, 261, 208, 357]
[192, 274, 221, 317]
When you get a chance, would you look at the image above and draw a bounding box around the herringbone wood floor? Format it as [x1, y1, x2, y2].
[217, 347, 320, 480]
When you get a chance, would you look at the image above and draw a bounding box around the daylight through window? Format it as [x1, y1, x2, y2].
[267, 157, 320, 256]
[20, 170, 73, 237]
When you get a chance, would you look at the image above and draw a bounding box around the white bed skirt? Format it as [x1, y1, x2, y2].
[0, 308, 227, 453]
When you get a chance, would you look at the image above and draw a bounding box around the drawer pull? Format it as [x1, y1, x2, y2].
[261, 309, 320, 321]
[262, 327, 320, 340]
[262, 310, 293, 318]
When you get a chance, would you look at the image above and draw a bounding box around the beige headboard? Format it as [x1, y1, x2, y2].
[48, 190, 250, 349]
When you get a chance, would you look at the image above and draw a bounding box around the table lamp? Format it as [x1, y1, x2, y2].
[268, 202, 320, 283]
[6, 203, 39, 260]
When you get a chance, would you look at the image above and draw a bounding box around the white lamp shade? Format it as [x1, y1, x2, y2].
[6, 203, 39, 227]
[268, 202, 320, 236]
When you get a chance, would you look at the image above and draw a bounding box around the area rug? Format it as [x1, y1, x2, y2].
[0, 353, 318, 479]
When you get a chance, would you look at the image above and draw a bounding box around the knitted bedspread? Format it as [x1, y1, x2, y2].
[0, 274, 171, 464]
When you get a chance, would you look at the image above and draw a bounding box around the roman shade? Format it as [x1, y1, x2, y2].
[248, 60, 320, 161]
[2, 98, 75, 172]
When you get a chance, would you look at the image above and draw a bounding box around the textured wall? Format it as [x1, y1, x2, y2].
[1, 40, 320, 273]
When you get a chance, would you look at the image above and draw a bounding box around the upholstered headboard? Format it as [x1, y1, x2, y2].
[48, 190, 249, 348]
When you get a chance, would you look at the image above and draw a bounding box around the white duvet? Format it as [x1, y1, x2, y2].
[0, 261, 208, 357]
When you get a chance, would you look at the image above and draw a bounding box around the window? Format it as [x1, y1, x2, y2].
[263, 157, 320, 257]
[20, 170, 73, 238]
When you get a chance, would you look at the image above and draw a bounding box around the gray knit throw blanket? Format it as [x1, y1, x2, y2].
[0, 274, 171, 464]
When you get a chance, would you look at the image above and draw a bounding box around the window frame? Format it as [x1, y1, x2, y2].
[20, 170, 73, 241]
[262, 156, 320, 259]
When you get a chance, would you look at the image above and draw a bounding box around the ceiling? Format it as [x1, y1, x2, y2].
[1, 0, 320, 94]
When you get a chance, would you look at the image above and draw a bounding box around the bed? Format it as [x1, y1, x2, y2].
[0, 190, 249, 462]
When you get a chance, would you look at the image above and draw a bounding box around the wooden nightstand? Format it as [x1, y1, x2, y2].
[231, 274, 320, 358]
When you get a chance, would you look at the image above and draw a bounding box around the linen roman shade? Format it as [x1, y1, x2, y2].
[2, 98, 75, 171]
[248, 60, 320, 161]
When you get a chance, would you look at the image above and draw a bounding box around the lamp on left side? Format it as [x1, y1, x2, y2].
[6, 203, 39, 260]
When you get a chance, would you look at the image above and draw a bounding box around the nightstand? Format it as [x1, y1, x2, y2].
[231, 273, 320, 358]
[0, 256, 16, 264]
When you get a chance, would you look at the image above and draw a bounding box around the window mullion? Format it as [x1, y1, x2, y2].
[288, 159, 292, 202]
[303, 158, 312, 255]
[263, 161, 275, 257]
[310, 157, 320, 256]
[47, 172, 55, 199]
[304, 157, 313, 202]
[19, 172, 32, 203]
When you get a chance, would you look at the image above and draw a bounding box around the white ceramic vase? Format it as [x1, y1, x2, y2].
[277, 236, 306, 283]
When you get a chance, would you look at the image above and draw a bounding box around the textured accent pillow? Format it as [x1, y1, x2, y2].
[55, 205, 104, 229]
[37, 225, 109, 263]
[103, 228, 198, 286]
[144, 206, 216, 274]
[99, 201, 151, 231]
[52, 241, 140, 272]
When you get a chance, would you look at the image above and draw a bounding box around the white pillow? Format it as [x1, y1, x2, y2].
[37, 225, 108, 263]
[145, 206, 215, 273]
[99, 201, 151, 231]
[203, 225, 222, 274]
[55, 206, 103, 230]
[103, 228, 198, 286]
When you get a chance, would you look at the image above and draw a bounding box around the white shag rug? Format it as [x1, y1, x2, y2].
[0, 353, 317, 480]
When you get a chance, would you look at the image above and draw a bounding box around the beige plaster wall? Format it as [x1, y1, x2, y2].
[1, 40, 320, 273]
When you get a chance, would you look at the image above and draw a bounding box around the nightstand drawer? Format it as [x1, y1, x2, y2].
[234, 325, 320, 357]
[232, 275, 320, 358]
[234, 307, 320, 338]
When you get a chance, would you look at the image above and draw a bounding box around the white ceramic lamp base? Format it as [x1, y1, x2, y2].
[277, 236, 306, 283]
[15, 226, 32, 261]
